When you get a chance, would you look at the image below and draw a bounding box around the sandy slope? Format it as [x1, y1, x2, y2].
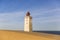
[0, 30, 60, 40]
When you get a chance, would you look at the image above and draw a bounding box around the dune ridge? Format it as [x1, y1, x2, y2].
[0, 30, 60, 40]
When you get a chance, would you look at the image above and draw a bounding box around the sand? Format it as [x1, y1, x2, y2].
[0, 30, 60, 40]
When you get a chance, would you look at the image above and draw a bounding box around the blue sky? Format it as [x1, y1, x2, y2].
[0, 0, 60, 31]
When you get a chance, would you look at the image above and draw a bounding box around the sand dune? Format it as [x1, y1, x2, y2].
[0, 30, 60, 40]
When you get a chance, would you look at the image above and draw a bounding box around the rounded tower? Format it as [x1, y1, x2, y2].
[24, 12, 32, 32]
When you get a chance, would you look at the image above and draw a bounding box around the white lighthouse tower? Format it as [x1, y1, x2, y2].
[24, 12, 32, 32]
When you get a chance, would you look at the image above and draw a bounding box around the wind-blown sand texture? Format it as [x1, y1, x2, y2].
[0, 30, 60, 40]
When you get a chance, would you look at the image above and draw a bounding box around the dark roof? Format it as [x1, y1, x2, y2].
[26, 11, 30, 16]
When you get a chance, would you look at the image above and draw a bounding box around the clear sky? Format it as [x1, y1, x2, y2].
[0, 0, 60, 31]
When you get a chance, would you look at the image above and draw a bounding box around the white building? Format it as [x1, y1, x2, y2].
[24, 12, 32, 32]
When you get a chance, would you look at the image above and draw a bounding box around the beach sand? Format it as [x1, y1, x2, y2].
[0, 30, 60, 40]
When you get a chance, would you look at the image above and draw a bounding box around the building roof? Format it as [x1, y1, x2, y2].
[26, 11, 30, 16]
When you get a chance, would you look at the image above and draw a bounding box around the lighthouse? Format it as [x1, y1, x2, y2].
[24, 12, 32, 32]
